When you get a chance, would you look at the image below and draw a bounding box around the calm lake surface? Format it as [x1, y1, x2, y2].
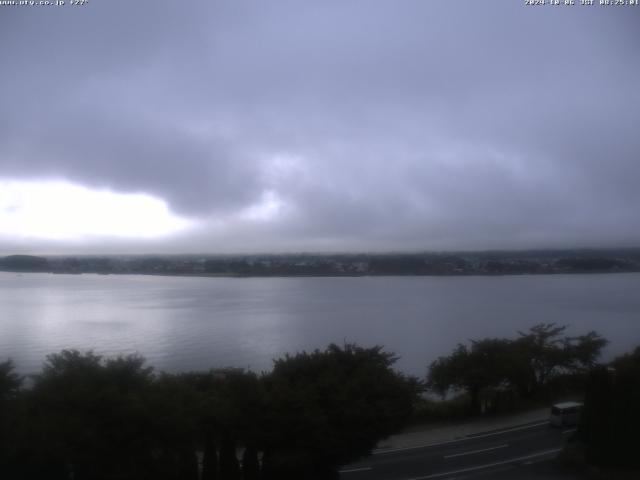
[1, 272, 639, 376]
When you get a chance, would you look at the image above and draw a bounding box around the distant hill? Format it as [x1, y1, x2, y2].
[0, 255, 50, 272]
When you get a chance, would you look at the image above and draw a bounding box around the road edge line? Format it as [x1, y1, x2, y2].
[374, 421, 548, 455]
[339, 466, 373, 474]
[443, 443, 508, 459]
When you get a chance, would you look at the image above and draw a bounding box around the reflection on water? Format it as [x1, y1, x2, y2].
[1, 272, 639, 375]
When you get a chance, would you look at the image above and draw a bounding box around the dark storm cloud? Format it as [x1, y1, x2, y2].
[1, 0, 639, 252]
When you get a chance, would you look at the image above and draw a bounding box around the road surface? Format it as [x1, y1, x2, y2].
[339, 421, 579, 480]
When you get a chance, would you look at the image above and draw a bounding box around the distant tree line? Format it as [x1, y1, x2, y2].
[0, 344, 420, 480]
[2, 249, 640, 276]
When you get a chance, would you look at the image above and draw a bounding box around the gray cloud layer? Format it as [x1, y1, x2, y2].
[1, 0, 639, 253]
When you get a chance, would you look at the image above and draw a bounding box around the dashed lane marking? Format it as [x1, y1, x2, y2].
[339, 466, 373, 474]
[374, 421, 548, 455]
[405, 447, 563, 480]
[443, 444, 508, 459]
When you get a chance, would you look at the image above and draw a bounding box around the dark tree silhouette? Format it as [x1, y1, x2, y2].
[0, 360, 24, 478]
[428, 339, 514, 414]
[261, 343, 421, 478]
[581, 347, 640, 467]
[0, 360, 22, 399]
[219, 434, 241, 480]
[24, 350, 161, 480]
[515, 324, 607, 396]
[202, 432, 219, 480]
[428, 324, 608, 412]
[242, 445, 260, 480]
[1, 344, 420, 480]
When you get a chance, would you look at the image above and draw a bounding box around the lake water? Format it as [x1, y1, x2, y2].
[1, 272, 639, 376]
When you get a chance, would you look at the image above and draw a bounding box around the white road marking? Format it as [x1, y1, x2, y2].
[523, 457, 552, 465]
[374, 421, 548, 455]
[339, 466, 373, 474]
[562, 428, 577, 435]
[443, 444, 508, 459]
[406, 447, 563, 479]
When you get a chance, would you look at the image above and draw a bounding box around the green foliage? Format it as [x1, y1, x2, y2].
[428, 324, 607, 413]
[0, 360, 24, 478]
[25, 350, 160, 480]
[516, 323, 570, 387]
[428, 339, 515, 414]
[0, 344, 419, 480]
[0, 359, 22, 399]
[581, 347, 640, 467]
[514, 324, 607, 396]
[261, 343, 422, 477]
[565, 331, 609, 371]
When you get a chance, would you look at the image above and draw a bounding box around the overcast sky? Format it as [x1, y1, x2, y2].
[1, 0, 639, 254]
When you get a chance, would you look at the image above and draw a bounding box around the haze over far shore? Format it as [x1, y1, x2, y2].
[3, 246, 640, 258]
[3, 248, 640, 278]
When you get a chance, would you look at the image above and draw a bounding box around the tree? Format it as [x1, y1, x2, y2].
[0, 360, 22, 400]
[219, 434, 240, 480]
[581, 347, 640, 467]
[514, 323, 569, 395]
[563, 331, 608, 372]
[0, 254, 49, 272]
[581, 365, 614, 465]
[515, 324, 607, 396]
[428, 339, 514, 414]
[261, 343, 421, 479]
[24, 350, 163, 480]
[428, 325, 608, 412]
[241, 445, 260, 480]
[179, 368, 265, 479]
[260, 345, 415, 477]
[0, 360, 24, 477]
[2, 345, 422, 479]
[201, 432, 219, 480]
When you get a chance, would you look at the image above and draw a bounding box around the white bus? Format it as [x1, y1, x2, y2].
[549, 401, 583, 427]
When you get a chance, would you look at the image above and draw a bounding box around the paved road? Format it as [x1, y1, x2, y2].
[339, 421, 578, 480]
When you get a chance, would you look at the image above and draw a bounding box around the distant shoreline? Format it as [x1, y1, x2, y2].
[2, 249, 640, 278]
[3, 269, 640, 280]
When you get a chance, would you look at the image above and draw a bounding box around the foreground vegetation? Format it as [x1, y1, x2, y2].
[577, 346, 640, 470]
[426, 325, 640, 474]
[427, 323, 607, 415]
[1, 325, 638, 479]
[0, 344, 420, 480]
